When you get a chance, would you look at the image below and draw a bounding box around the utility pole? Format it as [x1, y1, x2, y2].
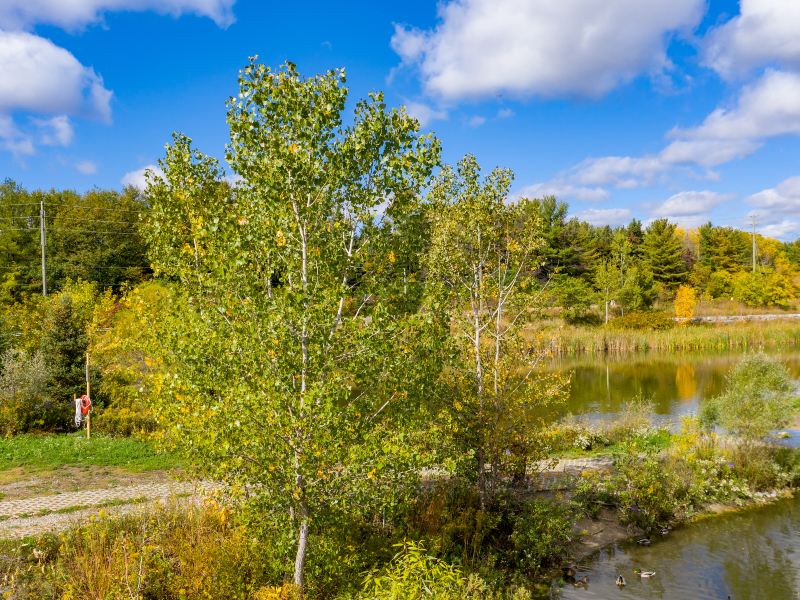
[750, 215, 757, 273]
[39, 199, 47, 296]
[85, 352, 91, 440]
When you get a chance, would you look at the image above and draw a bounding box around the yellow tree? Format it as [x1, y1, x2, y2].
[674, 284, 698, 322]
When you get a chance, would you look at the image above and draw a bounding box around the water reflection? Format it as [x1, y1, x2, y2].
[550, 351, 800, 421]
[551, 495, 800, 599]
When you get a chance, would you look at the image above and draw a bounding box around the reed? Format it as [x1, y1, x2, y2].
[530, 320, 800, 356]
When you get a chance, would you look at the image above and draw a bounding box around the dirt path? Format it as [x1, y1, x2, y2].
[0, 469, 214, 539]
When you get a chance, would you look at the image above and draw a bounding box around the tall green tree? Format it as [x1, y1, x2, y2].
[642, 218, 687, 290]
[142, 61, 441, 589]
[425, 156, 568, 504]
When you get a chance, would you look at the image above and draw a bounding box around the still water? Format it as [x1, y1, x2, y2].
[547, 350, 800, 599]
[553, 351, 800, 422]
[551, 494, 800, 600]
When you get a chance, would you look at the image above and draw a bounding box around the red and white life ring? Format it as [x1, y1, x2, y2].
[80, 395, 92, 415]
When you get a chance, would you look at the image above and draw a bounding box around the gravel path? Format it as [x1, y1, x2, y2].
[0, 480, 214, 539]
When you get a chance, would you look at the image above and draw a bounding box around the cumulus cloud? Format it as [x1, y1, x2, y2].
[748, 176, 800, 215]
[570, 155, 666, 188]
[758, 220, 800, 241]
[0, 31, 112, 122]
[391, 0, 704, 100]
[669, 70, 800, 144]
[121, 164, 164, 190]
[539, 69, 800, 195]
[33, 115, 74, 146]
[0, 0, 236, 30]
[75, 160, 97, 175]
[703, 0, 800, 78]
[467, 115, 486, 127]
[518, 181, 609, 202]
[403, 101, 447, 127]
[573, 208, 632, 227]
[651, 190, 731, 218]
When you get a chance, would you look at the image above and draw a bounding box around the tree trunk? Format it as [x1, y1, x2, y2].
[293, 505, 309, 589]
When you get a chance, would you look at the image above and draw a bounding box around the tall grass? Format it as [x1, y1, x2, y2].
[530, 320, 800, 356]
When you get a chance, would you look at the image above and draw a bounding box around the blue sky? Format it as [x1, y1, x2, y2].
[1, 0, 799, 239]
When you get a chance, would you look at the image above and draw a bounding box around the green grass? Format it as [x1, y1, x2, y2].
[549, 428, 673, 459]
[0, 433, 181, 473]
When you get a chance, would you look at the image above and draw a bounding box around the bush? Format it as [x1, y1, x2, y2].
[701, 354, 797, 440]
[613, 453, 693, 532]
[508, 501, 574, 576]
[726, 443, 788, 492]
[606, 311, 674, 331]
[0, 349, 53, 434]
[361, 540, 467, 599]
[93, 406, 158, 437]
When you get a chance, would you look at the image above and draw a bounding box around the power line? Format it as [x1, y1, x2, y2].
[0, 227, 139, 235]
[0, 215, 138, 225]
[0, 201, 144, 213]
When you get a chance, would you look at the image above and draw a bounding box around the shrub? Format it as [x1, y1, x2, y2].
[606, 311, 674, 331]
[93, 406, 158, 437]
[701, 354, 797, 440]
[508, 501, 574, 576]
[613, 452, 693, 532]
[725, 443, 787, 492]
[0, 350, 52, 434]
[361, 540, 467, 599]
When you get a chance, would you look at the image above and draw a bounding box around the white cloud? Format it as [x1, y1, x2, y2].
[403, 101, 447, 127]
[571, 155, 666, 188]
[0, 31, 112, 122]
[574, 208, 632, 226]
[0, 115, 33, 156]
[651, 190, 731, 218]
[496, 108, 514, 119]
[33, 115, 74, 146]
[121, 164, 163, 190]
[518, 181, 609, 202]
[659, 139, 759, 168]
[540, 69, 800, 193]
[467, 115, 486, 127]
[670, 70, 800, 144]
[739, 177, 800, 240]
[391, 0, 704, 100]
[75, 160, 97, 175]
[758, 220, 800, 240]
[703, 0, 800, 78]
[0, 0, 236, 30]
[748, 176, 800, 215]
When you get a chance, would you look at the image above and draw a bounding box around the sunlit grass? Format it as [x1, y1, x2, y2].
[0, 433, 180, 473]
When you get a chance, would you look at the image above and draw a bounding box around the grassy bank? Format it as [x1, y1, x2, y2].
[532, 319, 800, 355]
[2, 418, 798, 599]
[0, 433, 180, 473]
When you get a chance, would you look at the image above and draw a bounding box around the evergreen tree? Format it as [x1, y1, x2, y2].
[642, 218, 687, 289]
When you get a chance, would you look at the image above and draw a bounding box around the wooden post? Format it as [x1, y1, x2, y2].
[86, 352, 91, 440]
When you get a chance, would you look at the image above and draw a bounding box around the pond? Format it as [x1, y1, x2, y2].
[552, 350, 800, 424]
[550, 494, 800, 600]
[544, 350, 800, 599]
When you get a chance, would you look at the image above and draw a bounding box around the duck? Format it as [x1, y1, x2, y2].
[562, 565, 577, 579]
[636, 538, 651, 546]
[616, 575, 626, 587]
[573, 576, 589, 588]
[634, 568, 656, 578]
